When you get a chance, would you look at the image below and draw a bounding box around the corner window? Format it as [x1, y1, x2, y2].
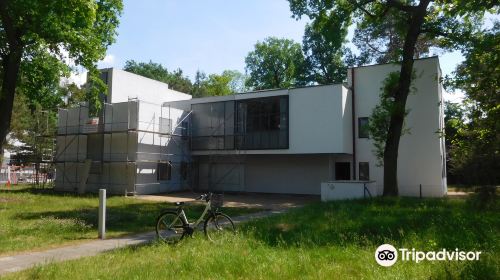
[359, 162, 369, 180]
[157, 161, 171, 181]
[358, 117, 369, 138]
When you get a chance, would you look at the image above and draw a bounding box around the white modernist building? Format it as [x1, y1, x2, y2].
[54, 57, 447, 197]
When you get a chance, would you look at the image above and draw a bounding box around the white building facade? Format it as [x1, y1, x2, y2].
[54, 57, 447, 197]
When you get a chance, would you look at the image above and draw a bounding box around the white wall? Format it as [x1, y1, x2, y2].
[107, 68, 192, 104]
[348, 57, 446, 197]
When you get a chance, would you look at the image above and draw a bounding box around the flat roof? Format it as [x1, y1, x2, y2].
[164, 83, 345, 106]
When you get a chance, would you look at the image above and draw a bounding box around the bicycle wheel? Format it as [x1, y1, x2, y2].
[203, 212, 236, 241]
[156, 211, 185, 244]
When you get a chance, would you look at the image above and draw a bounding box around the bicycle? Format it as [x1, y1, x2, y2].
[155, 193, 235, 243]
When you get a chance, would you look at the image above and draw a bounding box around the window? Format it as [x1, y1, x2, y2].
[180, 161, 188, 181]
[359, 162, 370, 180]
[335, 162, 351, 180]
[190, 96, 289, 150]
[157, 161, 171, 181]
[358, 117, 369, 138]
[235, 96, 289, 150]
[159, 117, 172, 135]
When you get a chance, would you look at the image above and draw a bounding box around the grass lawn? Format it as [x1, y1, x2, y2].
[5, 195, 499, 279]
[0, 185, 258, 255]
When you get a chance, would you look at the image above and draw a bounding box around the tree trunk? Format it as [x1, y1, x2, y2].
[383, 0, 431, 196]
[0, 50, 23, 154]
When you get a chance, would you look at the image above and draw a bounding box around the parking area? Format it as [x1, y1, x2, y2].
[135, 192, 320, 210]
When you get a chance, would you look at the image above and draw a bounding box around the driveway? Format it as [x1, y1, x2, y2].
[135, 192, 319, 210]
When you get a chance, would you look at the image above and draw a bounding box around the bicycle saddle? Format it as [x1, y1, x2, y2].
[175, 201, 185, 206]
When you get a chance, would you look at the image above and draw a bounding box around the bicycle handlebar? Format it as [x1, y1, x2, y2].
[196, 193, 212, 202]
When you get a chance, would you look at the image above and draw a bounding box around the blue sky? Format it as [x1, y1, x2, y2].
[94, 0, 469, 101]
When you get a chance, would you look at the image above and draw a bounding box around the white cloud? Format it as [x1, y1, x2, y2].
[443, 90, 465, 103]
[61, 70, 87, 87]
[99, 54, 115, 67]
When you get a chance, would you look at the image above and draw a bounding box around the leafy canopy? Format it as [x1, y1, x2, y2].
[0, 0, 123, 151]
[245, 37, 306, 90]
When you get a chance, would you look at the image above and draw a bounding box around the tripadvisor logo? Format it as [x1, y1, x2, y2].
[375, 244, 482, 267]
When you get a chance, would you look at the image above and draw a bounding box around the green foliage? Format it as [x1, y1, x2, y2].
[0, 0, 123, 148]
[245, 37, 306, 90]
[368, 72, 410, 166]
[353, 11, 437, 63]
[193, 70, 247, 98]
[444, 22, 499, 185]
[302, 23, 368, 84]
[123, 60, 247, 98]
[59, 82, 87, 107]
[123, 60, 193, 93]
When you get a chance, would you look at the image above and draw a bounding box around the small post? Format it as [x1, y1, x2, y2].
[419, 184, 422, 199]
[98, 189, 106, 239]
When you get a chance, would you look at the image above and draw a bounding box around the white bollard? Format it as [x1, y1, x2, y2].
[98, 189, 106, 239]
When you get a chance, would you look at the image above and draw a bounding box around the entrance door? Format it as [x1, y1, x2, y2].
[335, 162, 351, 180]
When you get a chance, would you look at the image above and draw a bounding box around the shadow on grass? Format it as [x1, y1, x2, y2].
[13, 200, 257, 237]
[242, 197, 499, 251]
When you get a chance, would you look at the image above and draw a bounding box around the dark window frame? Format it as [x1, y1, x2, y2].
[190, 95, 289, 151]
[359, 162, 370, 181]
[157, 161, 172, 181]
[358, 117, 369, 138]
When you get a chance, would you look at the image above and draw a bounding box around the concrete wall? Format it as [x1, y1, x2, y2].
[106, 69, 192, 104]
[194, 154, 338, 195]
[348, 57, 446, 197]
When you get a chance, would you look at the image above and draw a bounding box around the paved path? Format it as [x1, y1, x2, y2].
[0, 210, 285, 276]
[136, 192, 319, 210]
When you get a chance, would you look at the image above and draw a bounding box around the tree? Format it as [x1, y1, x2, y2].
[123, 60, 193, 94]
[245, 37, 306, 90]
[352, 11, 437, 64]
[445, 22, 499, 185]
[302, 23, 368, 84]
[192, 70, 246, 98]
[0, 0, 123, 153]
[288, 0, 496, 195]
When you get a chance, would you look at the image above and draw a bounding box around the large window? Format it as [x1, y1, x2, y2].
[191, 101, 234, 150]
[236, 96, 289, 150]
[359, 162, 370, 180]
[358, 117, 369, 138]
[190, 96, 289, 150]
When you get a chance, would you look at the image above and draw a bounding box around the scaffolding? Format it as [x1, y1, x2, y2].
[54, 98, 192, 195]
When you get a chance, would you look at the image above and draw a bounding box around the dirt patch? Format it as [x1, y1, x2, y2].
[0, 197, 22, 203]
[136, 192, 320, 210]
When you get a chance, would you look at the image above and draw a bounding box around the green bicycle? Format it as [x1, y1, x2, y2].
[155, 193, 235, 243]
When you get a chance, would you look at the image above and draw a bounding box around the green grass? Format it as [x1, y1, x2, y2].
[0, 185, 258, 255]
[5, 195, 499, 279]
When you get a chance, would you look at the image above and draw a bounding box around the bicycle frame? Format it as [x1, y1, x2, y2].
[176, 199, 213, 228]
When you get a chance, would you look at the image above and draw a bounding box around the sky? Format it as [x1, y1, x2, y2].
[80, 0, 471, 102]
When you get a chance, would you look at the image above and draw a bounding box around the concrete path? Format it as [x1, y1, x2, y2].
[0, 210, 286, 276]
[136, 192, 319, 210]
